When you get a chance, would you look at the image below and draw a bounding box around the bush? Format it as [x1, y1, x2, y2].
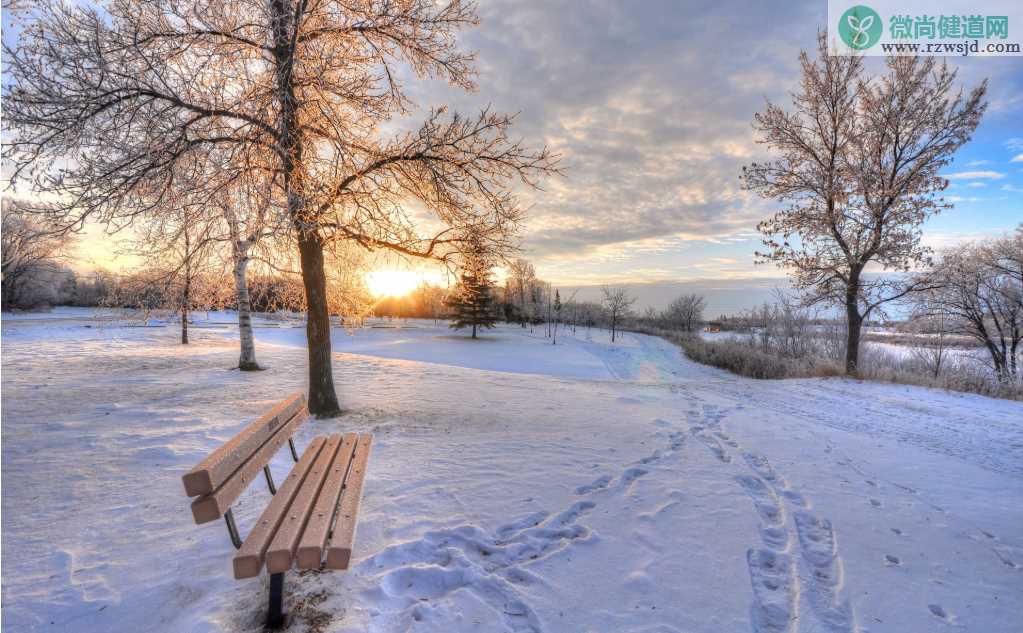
[631, 319, 1022, 401]
[673, 335, 843, 379]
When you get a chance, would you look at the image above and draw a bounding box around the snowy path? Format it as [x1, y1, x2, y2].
[2, 316, 1022, 632]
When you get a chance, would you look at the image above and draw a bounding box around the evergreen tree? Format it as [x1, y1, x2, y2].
[445, 229, 501, 339]
[445, 268, 499, 339]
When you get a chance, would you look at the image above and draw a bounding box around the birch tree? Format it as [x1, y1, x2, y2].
[4, 0, 558, 416]
[216, 168, 288, 370]
[222, 201, 266, 369]
[742, 34, 986, 374]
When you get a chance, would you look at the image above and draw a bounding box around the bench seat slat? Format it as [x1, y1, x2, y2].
[265, 434, 344, 573]
[326, 434, 373, 570]
[182, 392, 306, 497]
[190, 408, 309, 524]
[231, 437, 327, 579]
[296, 433, 359, 569]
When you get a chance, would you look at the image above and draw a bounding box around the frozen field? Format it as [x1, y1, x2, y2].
[2, 311, 1022, 633]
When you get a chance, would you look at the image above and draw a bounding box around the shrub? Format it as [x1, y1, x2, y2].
[631, 323, 1022, 401]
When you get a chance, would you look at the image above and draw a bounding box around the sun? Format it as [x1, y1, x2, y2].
[365, 269, 424, 298]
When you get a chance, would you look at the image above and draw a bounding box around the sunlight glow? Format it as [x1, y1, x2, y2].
[365, 269, 427, 298]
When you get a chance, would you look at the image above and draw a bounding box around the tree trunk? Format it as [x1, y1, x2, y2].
[298, 235, 341, 416]
[270, 0, 339, 416]
[224, 205, 262, 371]
[844, 291, 862, 375]
[472, 323, 477, 339]
[181, 303, 189, 344]
[233, 254, 260, 370]
[181, 226, 191, 345]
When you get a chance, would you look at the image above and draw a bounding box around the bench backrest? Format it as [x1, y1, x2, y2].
[183, 391, 309, 524]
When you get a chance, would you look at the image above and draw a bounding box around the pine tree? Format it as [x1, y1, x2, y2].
[445, 268, 499, 339]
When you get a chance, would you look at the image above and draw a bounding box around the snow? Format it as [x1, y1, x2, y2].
[2, 311, 1022, 633]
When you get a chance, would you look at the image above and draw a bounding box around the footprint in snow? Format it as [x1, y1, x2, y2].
[993, 548, 1019, 569]
[746, 549, 798, 633]
[928, 603, 953, 622]
[575, 475, 612, 495]
[870, 498, 882, 508]
[637, 450, 662, 465]
[617, 467, 649, 489]
[884, 554, 901, 566]
[363, 501, 598, 632]
[781, 490, 808, 508]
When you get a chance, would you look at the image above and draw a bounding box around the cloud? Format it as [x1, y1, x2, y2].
[396, 5, 1023, 284]
[965, 182, 988, 188]
[922, 228, 1019, 250]
[1001, 184, 1023, 193]
[1011, 154, 1023, 163]
[943, 171, 1006, 180]
[404, 0, 820, 270]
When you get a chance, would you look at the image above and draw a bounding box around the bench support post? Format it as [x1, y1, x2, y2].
[267, 572, 286, 629]
[224, 508, 243, 549]
[263, 465, 277, 495]
[288, 438, 299, 462]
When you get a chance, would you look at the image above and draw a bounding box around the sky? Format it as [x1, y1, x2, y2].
[432, 0, 1023, 288]
[4, 0, 1023, 312]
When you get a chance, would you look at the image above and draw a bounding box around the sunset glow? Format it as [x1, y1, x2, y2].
[365, 269, 427, 298]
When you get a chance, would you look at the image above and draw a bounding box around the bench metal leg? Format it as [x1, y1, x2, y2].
[267, 572, 286, 629]
[224, 508, 243, 549]
[288, 438, 299, 462]
[263, 465, 277, 495]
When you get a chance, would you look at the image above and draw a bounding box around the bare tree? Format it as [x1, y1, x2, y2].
[1, 199, 75, 309]
[326, 241, 373, 328]
[917, 231, 1023, 380]
[664, 294, 706, 332]
[215, 162, 302, 370]
[742, 33, 986, 374]
[507, 259, 536, 328]
[908, 305, 951, 379]
[601, 286, 636, 343]
[4, 0, 559, 415]
[412, 283, 448, 326]
[128, 204, 227, 344]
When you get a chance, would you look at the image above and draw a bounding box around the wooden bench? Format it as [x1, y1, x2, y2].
[182, 392, 372, 628]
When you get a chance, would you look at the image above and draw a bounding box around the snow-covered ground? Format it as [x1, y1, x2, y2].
[2, 311, 1022, 633]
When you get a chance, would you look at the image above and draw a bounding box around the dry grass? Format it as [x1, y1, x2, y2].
[634, 326, 1023, 401]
